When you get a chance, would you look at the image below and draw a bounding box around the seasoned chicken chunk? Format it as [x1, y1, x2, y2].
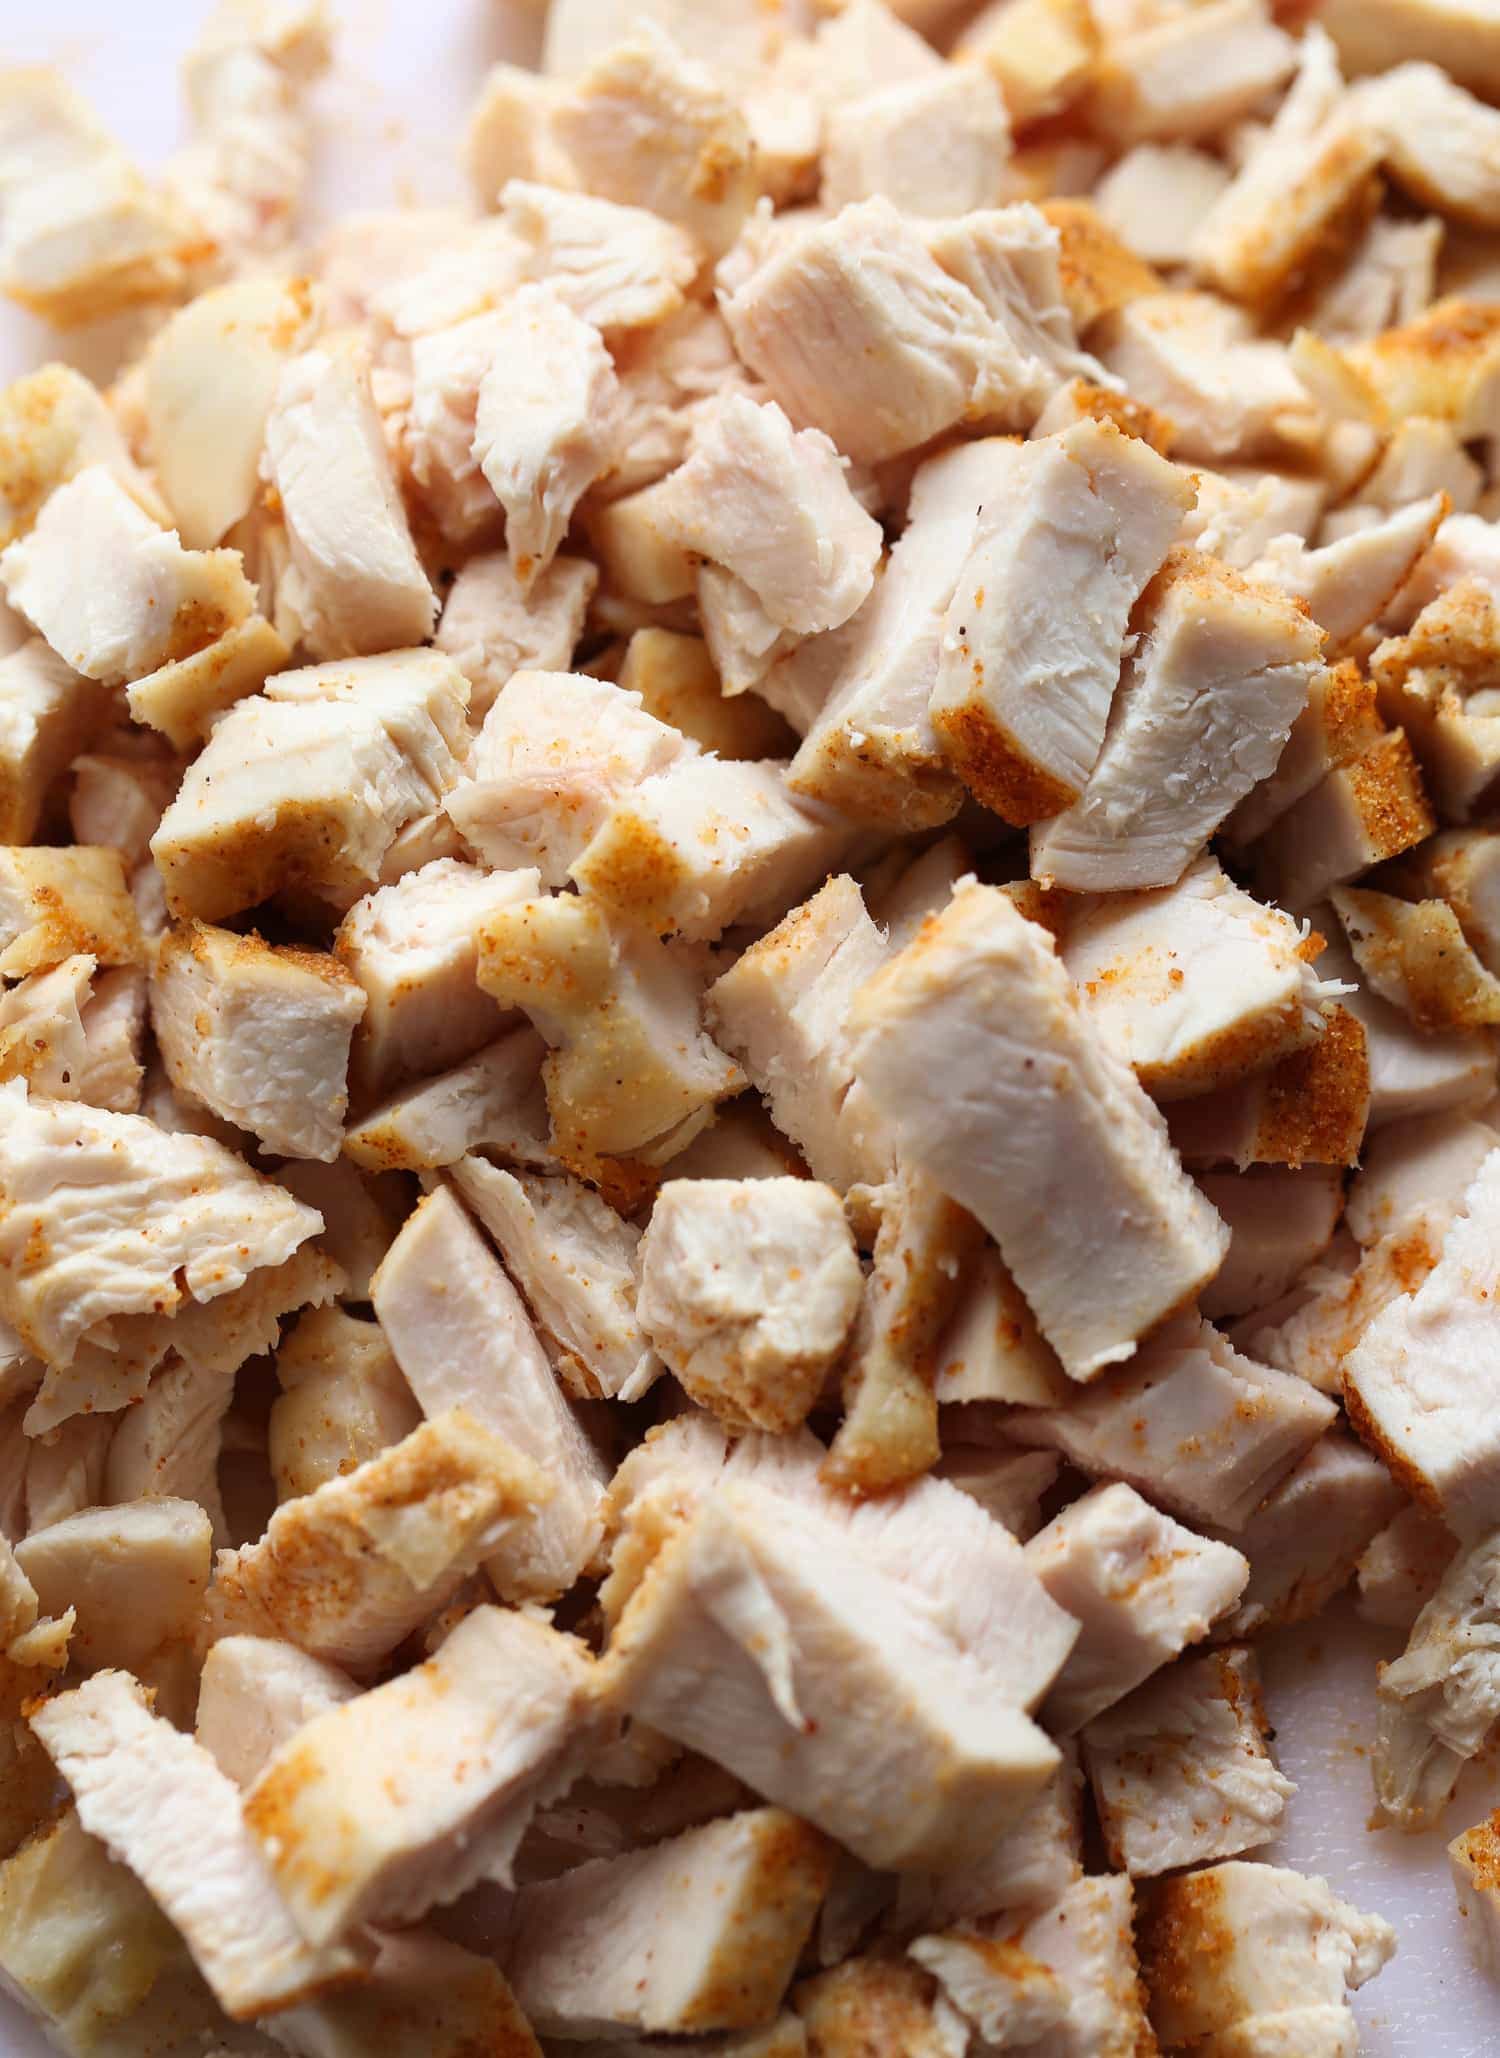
[1333, 885, 1500, 1031]
[0, 640, 103, 845]
[508, 1809, 833, 2038]
[1357, 1501, 1457, 1630]
[1248, 492, 1448, 653]
[1370, 580, 1500, 822]
[0, 843, 141, 978]
[619, 626, 796, 759]
[1375, 1529, 1500, 1825]
[933, 1244, 1070, 1409]
[1360, 61, 1500, 228]
[849, 882, 1228, 1381]
[30, 1670, 368, 2020]
[0, 952, 144, 1114]
[1449, 1813, 1500, 1977]
[16, 1498, 210, 1675]
[956, 0, 1099, 127]
[197, 1635, 359, 1791]
[1255, 729, 1436, 913]
[1091, 0, 1297, 146]
[503, 178, 699, 332]
[823, 68, 1011, 220]
[342, 1024, 551, 1175]
[1199, 1165, 1346, 1322]
[0, 361, 167, 550]
[273, 1929, 544, 2058]
[436, 551, 597, 720]
[1095, 293, 1318, 463]
[1094, 144, 1231, 268]
[269, 1305, 422, 1502]
[246, 1604, 605, 1938]
[1225, 657, 1384, 849]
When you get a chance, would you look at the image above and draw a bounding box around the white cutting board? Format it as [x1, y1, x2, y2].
[1, 4, 1498, 2051]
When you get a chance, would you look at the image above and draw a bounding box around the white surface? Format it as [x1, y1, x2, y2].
[0, 4, 1499, 2053]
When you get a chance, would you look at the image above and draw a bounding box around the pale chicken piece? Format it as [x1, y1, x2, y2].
[151, 923, 364, 1162]
[1062, 860, 1329, 1099]
[908, 1931, 1066, 2049]
[589, 476, 698, 604]
[1225, 657, 1384, 848]
[152, 649, 469, 922]
[342, 1025, 552, 1175]
[1254, 730, 1436, 912]
[0, 69, 200, 324]
[144, 274, 318, 549]
[822, 68, 1011, 220]
[399, 307, 514, 544]
[334, 859, 535, 1098]
[1025, 1482, 1249, 1735]
[923, 205, 1107, 405]
[0, 639, 103, 844]
[464, 63, 575, 203]
[666, 1103, 806, 1183]
[695, 562, 798, 701]
[553, 32, 755, 259]
[210, 1407, 551, 1668]
[1029, 373, 1178, 454]
[30, 1671, 368, 2020]
[655, 393, 881, 638]
[435, 551, 597, 720]
[271, 1929, 544, 2058]
[1349, 1102, 1500, 1249]
[262, 341, 435, 660]
[1093, 144, 1230, 268]
[603, 1482, 1062, 1872]
[1305, 214, 1443, 346]
[947, 1873, 1153, 2058]
[618, 627, 795, 759]
[472, 286, 620, 588]
[1247, 493, 1448, 652]
[1172, 1011, 1370, 1173]
[313, 206, 468, 323]
[0, 1079, 321, 1373]
[1032, 550, 1325, 893]
[552, 2020, 805, 2058]
[1335, 928, 1499, 1128]
[1389, 509, 1500, 627]
[0, 466, 260, 691]
[1357, 416, 1479, 522]
[932, 420, 1193, 827]
[451, 1155, 658, 1405]
[792, 1955, 968, 2058]
[1369, 581, 1500, 821]
[604, 301, 752, 501]
[956, 0, 1098, 127]
[0, 952, 143, 1112]
[105, 1355, 234, 1541]
[571, 756, 857, 945]
[1359, 1503, 1459, 1630]
[246, 1604, 605, 1938]
[478, 892, 742, 1168]
[68, 743, 179, 871]
[1374, 1529, 1500, 1824]
[1184, 468, 1328, 573]
[890, 1749, 1085, 1936]
[636, 1177, 859, 1432]
[502, 179, 699, 333]
[720, 197, 1036, 467]
[0, 361, 167, 549]
[127, 611, 291, 752]
[1394, 827, 1500, 975]
[1348, 299, 1500, 443]
[370, 1186, 607, 1596]
[1082, 1646, 1293, 1876]
[1204, 1432, 1405, 1639]
[1197, 1166, 1346, 1320]
[1333, 885, 1500, 1031]
[23, 1415, 110, 1537]
[1138, 1862, 1394, 2053]
[1359, 62, 1500, 228]
[542, 0, 782, 83]
[1345, 1148, 1500, 1537]
[268, 1306, 421, 1503]
[1323, 0, 1500, 95]
[1090, 0, 1298, 146]
[706, 874, 894, 1194]
[933, 1245, 1070, 1410]
[447, 670, 690, 885]
[15, 1499, 210, 1674]
[1449, 1814, 1500, 1976]
[365, 215, 528, 339]
[848, 883, 1228, 1382]
[936, 1444, 1063, 1542]
[507, 1809, 833, 2039]
[1094, 294, 1318, 462]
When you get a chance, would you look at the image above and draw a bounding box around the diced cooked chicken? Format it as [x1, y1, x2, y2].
[0, 639, 103, 844]
[197, 1635, 359, 1793]
[210, 1407, 550, 1668]
[935, 1443, 1063, 1543]
[924, 204, 1108, 402]
[1093, 144, 1231, 268]
[603, 1480, 1062, 1871]
[463, 61, 573, 204]
[1092, 0, 1297, 145]
[1321, 0, 1500, 94]
[907, 1930, 1066, 2048]
[791, 1954, 967, 2058]
[503, 178, 698, 333]
[636, 1178, 859, 1432]
[436, 551, 597, 721]
[1374, 1528, 1500, 1824]
[471, 285, 620, 588]
[1138, 1861, 1394, 2052]
[0, 68, 201, 324]
[1333, 884, 1500, 1032]
[1171, 1002, 1368, 1169]
[371, 1185, 608, 1594]
[0, 952, 142, 1112]
[544, 0, 783, 81]
[15, 1498, 209, 1674]
[1198, 1166, 1346, 1320]
[932, 1245, 1071, 1410]
[588, 476, 698, 603]
[1032, 549, 1323, 892]
[618, 626, 794, 758]
[31, 1670, 368, 2020]
[342, 1024, 551, 1175]
[1306, 214, 1443, 346]
[889, 1748, 1085, 1936]
[1025, 1482, 1249, 1734]
[334, 859, 535, 1098]
[721, 198, 1035, 467]
[849, 882, 1228, 1381]
[269, 1305, 422, 1502]
[930, 420, 1193, 826]
[397, 306, 515, 544]
[1254, 729, 1436, 912]
[1010, 1314, 1336, 1529]
[0, 843, 140, 978]
[1084, 1645, 1294, 1877]
[956, 0, 1098, 126]
[262, 341, 435, 659]
[1184, 466, 1328, 572]
[1357, 1501, 1455, 1629]
[478, 891, 741, 1168]
[1358, 61, 1500, 231]
[103, 1354, 233, 1543]
[246, 1603, 605, 1938]
[0, 361, 167, 550]
[1094, 293, 1317, 463]
[694, 562, 799, 700]
[1062, 859, 1330, 1098]
[151, 923, 364, 1162]
[1248, 493, 1448, 652]
[152, 649, 469, 922]
[822, 68, 1010, 221]
[508, 1808, 833, 2038]
[1370, 580, 1500, 822]
[1225, 657, 1384, 849]
[1350, 299, 1500, 446]
[1449, 1812, 1500, 1977]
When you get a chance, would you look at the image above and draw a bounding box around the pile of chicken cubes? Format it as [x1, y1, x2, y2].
[12, 0, 1500, 2047]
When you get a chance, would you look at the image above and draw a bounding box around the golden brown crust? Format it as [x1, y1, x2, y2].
[1040, 199, 1163, 330]
[1253, 1003, 1370, 1169]
[932, 696, 1081, 827]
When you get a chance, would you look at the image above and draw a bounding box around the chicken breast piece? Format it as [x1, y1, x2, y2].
[1374, 1528, 1500, 1825]
[196, 1635, 360, 1791]
[1370, 579, 1500, 822]
[502, 178, 699, 332]
[618, 626, 795, 759]
[271, 1929, 543, 2058]
[16, 1498, 210, 1674]
[1321, 0, 1500, 95]
[30, 1671, 368, 2020]
[1009, 1315, 1337, 1530]
[1357, 1502, 1457, 1630]
[1032, 550, 1323, 893]
[263, 341, 435, 660]
[371, 1186, 608, 1595]
[1254, 732, 1436, 917]
[0, 360, 167, 550]
[1225, 657, 1384, 849]
[152, 649, 469, 922]
[1199, 1165, 1347, 1322]
[1093, 143, 1231, 268]
[848, 882, 1228, 1382]
[907, 1931, 1066, 2049]
[1091, 0, 1297, 145]
[399, 306, 513, 545]
[930, 419, 1194, 826]
[823, 67, 1011, 220]
[342, 1024, 551, 1175]
[0, 952, 142, 1114]
[152, 923, 365, 1162]
[210, 1407, 550, 1669]
[792, 1954, 968, 2058]
[1248, 493, 1448, 653]
[932, 1244, 1070, 1409]
[269, 1305, 422, 1503]
[0, 638, 104, 844]
[246, 1603, 605, 1940]
[1333, 885, 1500, 1032]
[435, 551, 597, 721]
[1360, 60, 1500, 228]
[508, 1808, 833, 2038]
[1094, 292, 1318, 463]
[0, 843, 140, 977]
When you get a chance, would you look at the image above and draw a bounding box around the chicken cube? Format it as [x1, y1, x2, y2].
[1357, 1501, 1456, 1629]
[275, 1928, 545, 2058]
[618, 626, 795, 758]
[1349, 300, 1500, 440]
[636, 1177, 860, 1432]
[464, 63, 573, 203]
[1090, 0, 1297, 146]
[933, 1244, 1071, 1409]
[342, 1024, 551, 1175]
[245, 1604, 605, 1939]
[1255, 731, 1436, 912]
[1093, 143, 1231, 268]
[435, 551, 597, 720]
[0, 360, 167, 550]
[588, 476, 698, 603]
[1247, 492, 1448, 653]
[263, 341, 436, 660]
[1361, 61, 1500, 228]
[848, 882, 1228, 1381]
[0, 639, 103, 844]
[1198, 1165, 1346, 1320]
[502, 179, 699, 333]
[907, 1931, 1066, 2048]
[1225, 657, 1385, 849]
[1032, 550, 1324, 892]
[1333, 885, 1500, 1031]
[209, 1407, 550, 1670]
[1094, 293, 1318, 463]
[507, 1809, 834, 2038]
[792, 1954, 971, 2058]
[823, 68, 1011, 221]
[268, 1306, 422, 1503]
[15, 1498, 210, 1675]
[151, 922, 365, 1162]
[30, 1670, 369, 2020]
[0, 952, 145, 1114]
[400, 306, 516, 544]
[371, 1185, 608, 1595]
[1375, 1528, 1500, 1824]
[957, 0, 1099, 127]
[1371, 580, 1500, 821]
[923, 204, 1106, 406]
[152, 649, 469, 922]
